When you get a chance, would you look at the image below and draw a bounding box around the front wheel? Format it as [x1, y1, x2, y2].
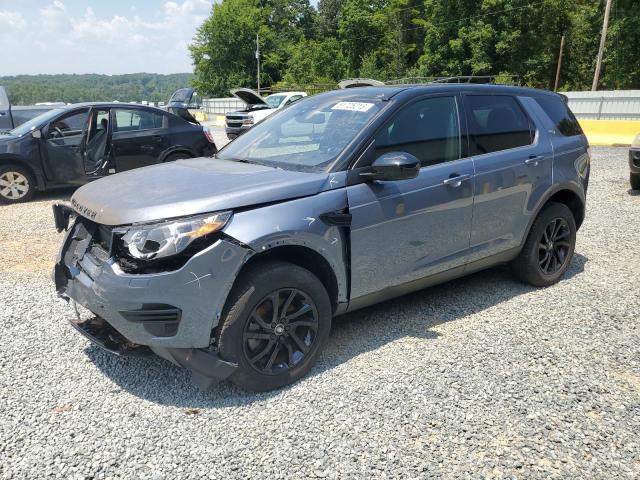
[0, 165, 35, 204]
[511, 202, 577, 287]
[216, 261, 332, 392]
[631, 173, 640, 191]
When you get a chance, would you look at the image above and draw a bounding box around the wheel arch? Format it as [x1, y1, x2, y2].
[0, 156, 43, 190]
[231, 245, 341, 315]
[159, 146, 196, 162]
[524, 184, 585, 245]
[546, 189, 585, 230]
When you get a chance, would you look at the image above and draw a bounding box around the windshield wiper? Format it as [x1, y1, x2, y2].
[232, 158, 264, 166]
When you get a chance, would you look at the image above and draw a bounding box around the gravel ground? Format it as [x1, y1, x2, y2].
[1, 147, 639, 479]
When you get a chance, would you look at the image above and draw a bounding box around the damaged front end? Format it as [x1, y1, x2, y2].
[53, 203, 252, 388]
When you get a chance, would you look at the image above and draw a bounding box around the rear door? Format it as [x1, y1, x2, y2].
[0, 86, 12, 130]
[43, 108, 90, 184]
[463, 94, 553, 262]
[347, 94, 475, 299]
[111, 108, 169, 171]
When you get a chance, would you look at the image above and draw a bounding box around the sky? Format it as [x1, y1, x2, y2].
[0, 0, 216, 75]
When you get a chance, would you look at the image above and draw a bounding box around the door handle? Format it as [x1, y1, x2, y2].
[442, 174, 471, 187]
[524, 155, 545, 166]
[151, 135, 163, 143]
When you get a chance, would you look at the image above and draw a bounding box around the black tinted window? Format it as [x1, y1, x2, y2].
[466, 95, 533, 155]
[375, 96, 460, 167]
[534, 96, 583, 136]
[114, 109, 165, 132]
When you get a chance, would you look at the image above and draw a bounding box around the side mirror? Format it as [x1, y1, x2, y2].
[30, 127, 42, 139]
[361, 152, 420, 181]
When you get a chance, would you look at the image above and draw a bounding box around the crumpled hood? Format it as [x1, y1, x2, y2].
[70, 157, 329, 225]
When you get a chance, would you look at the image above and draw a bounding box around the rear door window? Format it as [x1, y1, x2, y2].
[465, 95, 533, 155]
[114, 109, 166, 132]
[533, 96, 583, 136]
[374, 96, 460, 167]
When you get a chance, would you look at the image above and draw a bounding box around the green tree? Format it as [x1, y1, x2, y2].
[283, 38, 347, 84]
[190, 0, 314, 97]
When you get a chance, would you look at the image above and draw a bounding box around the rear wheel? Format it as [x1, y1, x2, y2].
[0, 165, 35, 204]
[511, 202, 576, 287]
[216, 261, 331, 392]
[631, 173, 640, 191]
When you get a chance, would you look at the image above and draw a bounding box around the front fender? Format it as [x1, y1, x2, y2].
[223, 188, 350, 304]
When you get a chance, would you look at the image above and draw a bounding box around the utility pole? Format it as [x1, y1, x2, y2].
[592, 0, 613, 91]
[554, 34, 565, 91]
[256, 33, 261, 93]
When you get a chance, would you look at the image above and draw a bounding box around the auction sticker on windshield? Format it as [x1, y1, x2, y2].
[331, 102, 375, 112]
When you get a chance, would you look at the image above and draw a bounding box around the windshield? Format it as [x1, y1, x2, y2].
[10, 108, 65, 136]
[265, 95, 286, 109]
[217, 94, 383, 172]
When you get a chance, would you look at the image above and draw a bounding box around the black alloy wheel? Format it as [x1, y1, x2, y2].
[243, 288, 319, 375]
[511, 202, 577, 287]
[538, 217, 571, 275]
[217, 261, 331, 391]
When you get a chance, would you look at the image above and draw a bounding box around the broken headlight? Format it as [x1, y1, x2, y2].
[118, 211, 232, 261]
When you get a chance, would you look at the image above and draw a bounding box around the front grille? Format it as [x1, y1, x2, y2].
[226, 114, 246, 128]
[94, 224, 115, 252]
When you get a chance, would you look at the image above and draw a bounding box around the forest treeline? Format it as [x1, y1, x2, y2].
[1, 73, 193, 106]
[4, 1, 638, 104]
[190, 0, 640, 97]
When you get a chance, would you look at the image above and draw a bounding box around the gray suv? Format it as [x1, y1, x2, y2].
[54, 85, 590, 392]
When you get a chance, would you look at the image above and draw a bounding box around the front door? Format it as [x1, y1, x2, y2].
[43, 108, 90, 184]
[462, 94, 554, 262]
[347, 95, 475, 300]
[111, 108, 168, 172]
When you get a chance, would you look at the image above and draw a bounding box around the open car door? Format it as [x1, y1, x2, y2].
[42, 108, 90, 185]
[0, 86, 12, 131]
[167, 88, 200, 124]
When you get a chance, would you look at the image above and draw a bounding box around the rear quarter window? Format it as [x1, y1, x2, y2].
[533, 96, 583, 137]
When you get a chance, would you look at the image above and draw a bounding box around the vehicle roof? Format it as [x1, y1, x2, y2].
[57, 102, 168, 113]
[315, 83, 560, 101]
[269, 91, 306, 96]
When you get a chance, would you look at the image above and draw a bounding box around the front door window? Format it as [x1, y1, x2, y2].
[374, 96, 460, 167]
[47, 110, 89, 141]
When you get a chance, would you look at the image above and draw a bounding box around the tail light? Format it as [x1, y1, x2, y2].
[203, 126, 216, 145]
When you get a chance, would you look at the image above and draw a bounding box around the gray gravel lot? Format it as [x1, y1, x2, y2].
[1, 147, 639, 479]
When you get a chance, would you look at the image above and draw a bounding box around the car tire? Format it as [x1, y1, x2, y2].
[511, 202, 576, 287]
[630, 173, 640, 191]
[0, 164, 36, 204]
[163, 152, 192, 163]
[216, 261, 332, 392]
